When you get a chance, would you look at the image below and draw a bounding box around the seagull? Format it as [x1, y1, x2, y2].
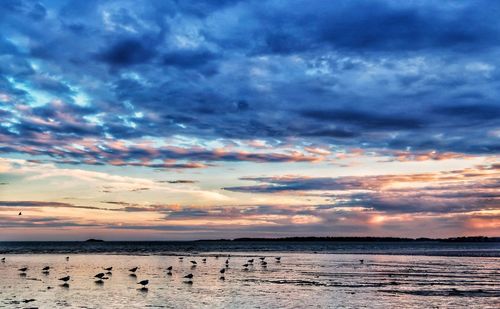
[18, 267, 28, 272]
[65, 256, 69, 261]
[59, 276, 70, 282]
[18, 212, 22, 216]
[275, 257, 281, 262]
[220, 268, 226, 274]
[95, 273, 105, 279]
[259, 257, 266, 261]
[129, 267, 138, 273]
[359, 259, 364, 264]
[247, 259, 254, 264]
[167, 266, 173, 271]
[242, 263, 249, 268]
[104, 267, 113, 271]
[1, 257, 5, 262]
[138, 280, 149, 287]
[261, 261, 268, 266]
[42, 266, 50, 271]
[184, 273, 194, 279]
[178, 257, 184, 261]
[190, 261, 197, 265]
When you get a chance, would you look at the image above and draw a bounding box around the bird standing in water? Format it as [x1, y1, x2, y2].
[95, 273, 105, 279]
[59, 275, 70, 287]
[138, 279, 149, 290]
[59, 276, 70, 282]
[129, 267, 138, 273]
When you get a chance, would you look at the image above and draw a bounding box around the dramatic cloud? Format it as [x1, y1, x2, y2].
[0, 0, 498, 165]
[224, 164, 500, 215]
[0, 1, 498, 239]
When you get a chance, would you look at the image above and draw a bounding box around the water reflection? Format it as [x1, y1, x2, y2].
[0, 253, 498, 308]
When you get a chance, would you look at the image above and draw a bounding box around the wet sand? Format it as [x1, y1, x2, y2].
[1, 253, 499, 308]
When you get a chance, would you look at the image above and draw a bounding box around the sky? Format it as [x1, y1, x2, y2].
[0, 0, 498, 240]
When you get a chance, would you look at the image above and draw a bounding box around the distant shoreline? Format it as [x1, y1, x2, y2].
[1, 236, 499, 243]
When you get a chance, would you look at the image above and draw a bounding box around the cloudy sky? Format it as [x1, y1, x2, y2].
[0, 0, 498, 240]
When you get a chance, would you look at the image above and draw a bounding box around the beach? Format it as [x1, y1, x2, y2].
[1, 248, 499, 308]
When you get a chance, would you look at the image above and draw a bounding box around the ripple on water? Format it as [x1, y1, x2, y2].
[0, 253, 498, 308]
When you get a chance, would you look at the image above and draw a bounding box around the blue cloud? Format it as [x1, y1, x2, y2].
[0, 0, 498, 165]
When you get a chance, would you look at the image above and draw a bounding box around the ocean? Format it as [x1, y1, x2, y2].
[0, 241, 499, 308]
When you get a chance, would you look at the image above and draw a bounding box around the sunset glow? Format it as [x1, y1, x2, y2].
[0, 0, 498, 240]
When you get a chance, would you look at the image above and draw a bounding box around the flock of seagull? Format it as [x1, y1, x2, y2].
[1, 255, 283, 291]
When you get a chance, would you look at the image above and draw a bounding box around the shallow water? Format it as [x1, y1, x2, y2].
[0, 253, 499, 308]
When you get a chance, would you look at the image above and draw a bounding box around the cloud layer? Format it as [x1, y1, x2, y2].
[0, 1, 498, 239]
[0, 0, 499, 167]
